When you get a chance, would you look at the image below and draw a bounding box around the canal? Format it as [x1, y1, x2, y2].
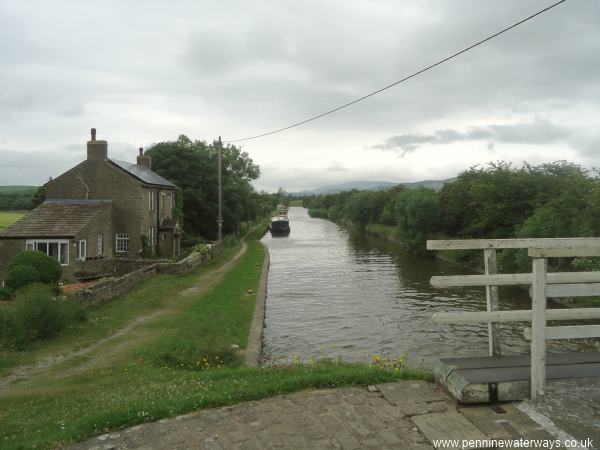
[261, 207, 600, 446]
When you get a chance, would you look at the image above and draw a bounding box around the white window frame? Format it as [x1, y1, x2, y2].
[149, 191, 156, 211]
[25, 239, 70, 266]
[116, 233, 130, 253]
[76, 240, 87, 261]
[97, 234, 103, 256]
[148, 226, 156, 248]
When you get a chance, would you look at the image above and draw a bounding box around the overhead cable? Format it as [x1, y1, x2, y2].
[224, 0, 568, 143]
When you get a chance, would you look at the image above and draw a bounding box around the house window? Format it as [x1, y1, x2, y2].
[76, 240, 87, 261]
[116, 234, 130, 252]
[148, 226, 156, 247]
[149, 191, 156, 211]
[59, 243, 68, 265]
[97, 234, 103, 255]
[49, 242, 59, 259]
[25, 239, 69, 266]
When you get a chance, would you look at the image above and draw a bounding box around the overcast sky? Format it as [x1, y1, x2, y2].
[1, 0, 599, 192]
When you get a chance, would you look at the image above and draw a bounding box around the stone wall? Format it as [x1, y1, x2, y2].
[68, 244, 220, 304]
[70, 264, 158, 305]
[78, 257, 168, 279]
[156, 251, 210, 274]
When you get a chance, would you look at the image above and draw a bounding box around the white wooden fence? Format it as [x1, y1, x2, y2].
[427, 237, 600, 400]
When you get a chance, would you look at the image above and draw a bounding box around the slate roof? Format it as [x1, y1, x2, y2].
[0, 199, 112, 239]
[109, 159, 177, 188]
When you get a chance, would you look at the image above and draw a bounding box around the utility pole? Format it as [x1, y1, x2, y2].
[217, 136, 223, 241]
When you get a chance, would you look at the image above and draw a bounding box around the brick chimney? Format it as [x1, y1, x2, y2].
[136, 147, 151, 169]
[87, 128, 108, 161]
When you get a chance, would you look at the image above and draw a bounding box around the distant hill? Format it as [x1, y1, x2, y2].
[291, 181, 397, 196]
[289, 178, 454, 196]
[401, 179, 454, 191]
[0, 185, 37, 195]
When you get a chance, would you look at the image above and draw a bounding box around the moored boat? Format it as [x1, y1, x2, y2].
[270, 215, 290, 235]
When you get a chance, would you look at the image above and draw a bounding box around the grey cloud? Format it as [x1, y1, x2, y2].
[0, 0, 599, 193]
[326, 161, 348, 172]
[176, 0, 600, 131]
[2, 0, 598, 136]
[0, 141, 140, 186]
[372, 119, 573, 155]
[374, 134, 437, 156]
[0, 148, 81, 185]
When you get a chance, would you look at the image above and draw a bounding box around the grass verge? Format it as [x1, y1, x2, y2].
[0, 223, 431, 450]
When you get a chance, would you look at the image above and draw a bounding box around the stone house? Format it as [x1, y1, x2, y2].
[0, 129, 181, 284]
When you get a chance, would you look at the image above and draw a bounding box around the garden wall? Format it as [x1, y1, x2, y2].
[68, 241, 223, 305]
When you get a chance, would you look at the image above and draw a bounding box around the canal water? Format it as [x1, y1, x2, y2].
[261, 207, 600, 446]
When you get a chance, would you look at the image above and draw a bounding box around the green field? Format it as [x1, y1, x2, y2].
[0, 211, 24, 229]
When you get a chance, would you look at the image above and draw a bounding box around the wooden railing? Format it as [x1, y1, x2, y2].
[427, 238, 600, 400]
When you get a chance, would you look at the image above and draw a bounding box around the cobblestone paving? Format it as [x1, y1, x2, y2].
[67, 381, 556, 450]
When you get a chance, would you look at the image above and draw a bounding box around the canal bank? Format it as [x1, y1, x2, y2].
[245, 241, 270, 367]
[261, 207, 600, 447]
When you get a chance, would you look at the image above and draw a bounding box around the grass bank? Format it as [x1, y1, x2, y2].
[0, 211, 25, 229]
[0, 223, 430, 450]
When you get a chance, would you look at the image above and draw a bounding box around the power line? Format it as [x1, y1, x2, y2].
[224, 0, 568, 144]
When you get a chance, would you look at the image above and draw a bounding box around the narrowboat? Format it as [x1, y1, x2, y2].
[270, 215, 290, 236]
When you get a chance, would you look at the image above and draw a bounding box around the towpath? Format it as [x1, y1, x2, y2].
[0, 241, 248, 392]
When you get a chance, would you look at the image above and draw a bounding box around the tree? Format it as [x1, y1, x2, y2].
[146, 135, 266, 241]
[395, 188, 441, 254]
[31, 185, 46, 208]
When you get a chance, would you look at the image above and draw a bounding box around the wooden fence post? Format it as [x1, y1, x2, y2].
[484, 249, 501, 356]
[531, 257, 547, 400]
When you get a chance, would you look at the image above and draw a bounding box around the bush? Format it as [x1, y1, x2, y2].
[140, 235, 154, 258]
[308, 208, 328, 219]
[396, 188, 441, 254]
[0, 283, 86, 350]
[4, 264, 41, 292]
[5, 251, 62, 291]
[180, 233, 205, 250]
[192, 243, 210, 257]
[0, 287, 11, 300]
